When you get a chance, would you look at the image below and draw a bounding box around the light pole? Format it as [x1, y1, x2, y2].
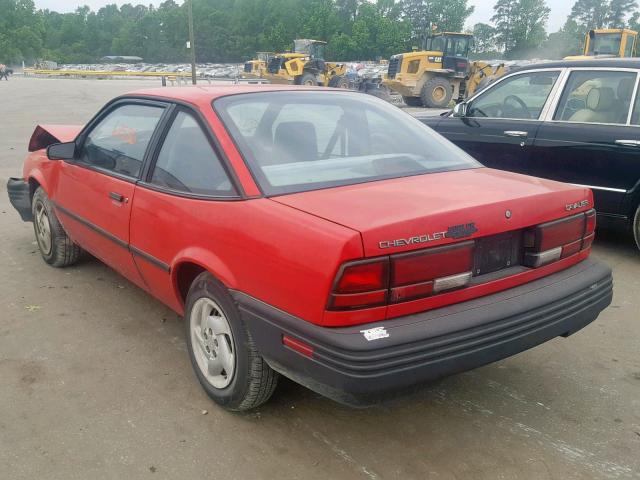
[187, 0, 196, 84]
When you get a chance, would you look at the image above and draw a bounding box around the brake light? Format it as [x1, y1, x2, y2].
[329, 259, 389, 309]
[524, 209, 595, 267]
[329, 242, 474, 310]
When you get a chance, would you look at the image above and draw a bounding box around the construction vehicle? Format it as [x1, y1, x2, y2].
[263, 39, 348, 87]
[565, 28, 638, 60]
[241, 52, 274, 79]
[465, 61, 510, 98]
[383, 32, 473, 107]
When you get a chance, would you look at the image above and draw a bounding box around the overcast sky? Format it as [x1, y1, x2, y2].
[33, 0, 575, 33]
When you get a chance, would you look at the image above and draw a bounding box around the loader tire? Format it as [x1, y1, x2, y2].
[402, 96, 423, 107]
[297, 73, 317, 86]
[328, 75, 349, 89]
[421, 77, 453, 108]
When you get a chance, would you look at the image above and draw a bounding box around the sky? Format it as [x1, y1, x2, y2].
[33, 0, 576, 33]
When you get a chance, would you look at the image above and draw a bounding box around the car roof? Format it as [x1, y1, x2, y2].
[127, 84, 332, 105]
[512, 58, 640, 71]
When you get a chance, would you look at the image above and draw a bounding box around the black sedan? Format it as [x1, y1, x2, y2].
[418, 58, 640, 250]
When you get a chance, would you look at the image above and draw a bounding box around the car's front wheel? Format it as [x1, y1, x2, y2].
[185, 272, 278, 411]
[633, 205, 640, 251]
[32, 187, 81, 267]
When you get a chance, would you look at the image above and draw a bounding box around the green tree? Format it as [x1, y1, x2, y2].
[472, 22, 497, 54]
[492, 0, 549, 58]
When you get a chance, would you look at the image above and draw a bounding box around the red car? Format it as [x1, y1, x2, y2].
[7, 86, 613, 410]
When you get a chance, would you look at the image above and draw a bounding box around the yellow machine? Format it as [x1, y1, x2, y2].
[465, 61, 510, 98]
[241, 52, 274, 79]
[263, 39, 348, 87]
[565, 28, 638, 60]
[383, 32, 473, 107]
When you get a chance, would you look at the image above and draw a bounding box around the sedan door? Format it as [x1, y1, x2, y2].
[431, 69, 563, 175]
[52, 101, 167, 287]
[533, 68, 640, 218]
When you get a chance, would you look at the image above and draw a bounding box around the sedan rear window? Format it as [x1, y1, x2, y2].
[214, 91, 480, 195]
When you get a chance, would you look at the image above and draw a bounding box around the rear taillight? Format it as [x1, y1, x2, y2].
[329, 259, 389, 309]
[523, 209, 595, 267]
[391, 241, 474, 302]
[329, 242, 474, 310]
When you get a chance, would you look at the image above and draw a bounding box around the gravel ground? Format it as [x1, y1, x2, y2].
[0, 76, 639, 480]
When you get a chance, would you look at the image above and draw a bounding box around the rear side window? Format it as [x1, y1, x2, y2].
[468, 71, 560, 120]
[150, 111, 235, 196]
[80, 104, 164, 178]
[554, 70, 637, 124]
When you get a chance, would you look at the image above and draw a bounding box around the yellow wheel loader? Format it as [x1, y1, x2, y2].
[241, 52, 274, 79]
[565, 28, 637, 60]
[383, 32, 473, 108]
[263, 39, 348, 87]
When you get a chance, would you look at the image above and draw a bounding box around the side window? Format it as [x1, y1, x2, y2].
[624, 37, 635, 57]
[80, 104, 164, 178]
[554, 70, 637, 124]
[150, 111, 235, 196]
[468, 71, 560, 120]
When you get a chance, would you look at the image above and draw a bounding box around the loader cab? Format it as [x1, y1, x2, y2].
[566, 29, 638, 60]
[294, 39, 326, 60]
[426, 33, 472, 76]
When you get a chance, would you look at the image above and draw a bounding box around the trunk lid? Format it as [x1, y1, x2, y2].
[271, 168, 592, 257]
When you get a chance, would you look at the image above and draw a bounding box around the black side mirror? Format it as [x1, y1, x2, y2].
[453, 102, 468, 117]
[47, 141, 76, 161]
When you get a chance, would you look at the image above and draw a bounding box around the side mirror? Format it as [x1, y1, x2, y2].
[47, 141, 76, 161]
[453, 102, 468, 117]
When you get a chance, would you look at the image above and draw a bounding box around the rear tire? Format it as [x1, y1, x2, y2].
[297, 73, 317, 86]
[328, 75, 349, 89]
[402, 96, 423, 107]
[32, 187, 81, 267]
[185, 272, 279, 411]
[421, 76, 453, 108]
[633, 205, 640, 251]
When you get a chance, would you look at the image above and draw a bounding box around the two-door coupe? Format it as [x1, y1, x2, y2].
[8, 85, 613, 410]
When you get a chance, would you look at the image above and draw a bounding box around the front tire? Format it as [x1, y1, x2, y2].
[185, 272, 278, 411]
[32, 187, 81, 267]
[633, 205, 640, 251]
[328, 75, 349, 89]
[421, 76, 453, 108]
[297, 73, 317, 86]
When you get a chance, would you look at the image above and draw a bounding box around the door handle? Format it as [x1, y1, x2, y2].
[615, 139, 640, 147]
[504, 130, 528, 138]
[109, 192, 127, 203]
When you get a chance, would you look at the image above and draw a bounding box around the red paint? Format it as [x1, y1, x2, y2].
[282, 335, 314, 358]
[20, 86, 596, 328]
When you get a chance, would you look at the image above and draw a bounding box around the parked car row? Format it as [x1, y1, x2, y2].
[7, 79, 613, 411]
[418, 58, 640, 250]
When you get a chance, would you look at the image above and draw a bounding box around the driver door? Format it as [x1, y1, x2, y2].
[51, 101, 167, 287]
[433, 70, 562, 175]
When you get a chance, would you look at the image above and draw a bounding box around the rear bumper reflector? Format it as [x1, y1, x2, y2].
[433, 271, 473, 293]
[524, 246, 562, 268]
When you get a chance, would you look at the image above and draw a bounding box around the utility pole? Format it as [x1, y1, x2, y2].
[187, 0, 196, 85]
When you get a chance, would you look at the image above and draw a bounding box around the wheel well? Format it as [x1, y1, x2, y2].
[28, 177, 41, 199]
[175, 262, 207, 306]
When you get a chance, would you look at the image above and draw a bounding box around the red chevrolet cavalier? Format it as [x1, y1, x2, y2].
[8, 86, 612, 410]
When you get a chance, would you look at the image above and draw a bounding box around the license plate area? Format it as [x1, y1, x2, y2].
[473, 232, 522, 276]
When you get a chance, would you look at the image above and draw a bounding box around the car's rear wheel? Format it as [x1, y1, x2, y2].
[185, 272, 278, 411]
[32, 187, 81, 267]
[633, 205, 640, 251]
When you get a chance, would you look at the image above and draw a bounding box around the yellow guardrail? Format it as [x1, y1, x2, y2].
[23, 68, 193, 78]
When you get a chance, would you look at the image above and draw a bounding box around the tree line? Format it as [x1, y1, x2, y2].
[1, 0, 640, 65]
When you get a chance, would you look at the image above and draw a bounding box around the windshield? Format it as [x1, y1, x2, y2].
[214, 91, 480, 195]
[588, 33, 622, 55]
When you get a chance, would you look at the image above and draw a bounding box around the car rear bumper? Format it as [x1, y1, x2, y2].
[7, 178, 33, 222]
[232, 258, 612, 406]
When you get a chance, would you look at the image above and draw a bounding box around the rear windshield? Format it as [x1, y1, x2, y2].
[214, 91, 480, 195]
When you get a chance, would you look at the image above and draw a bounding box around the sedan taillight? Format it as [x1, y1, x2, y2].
[523, 209, 596, 268]
[329, 242, 474, 310]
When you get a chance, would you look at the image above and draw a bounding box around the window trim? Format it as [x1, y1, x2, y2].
[542, 67, 640, 127]
[465, 68, 565, 122]
[72, 98, 171, 183]
[140, 104, 242, 200]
